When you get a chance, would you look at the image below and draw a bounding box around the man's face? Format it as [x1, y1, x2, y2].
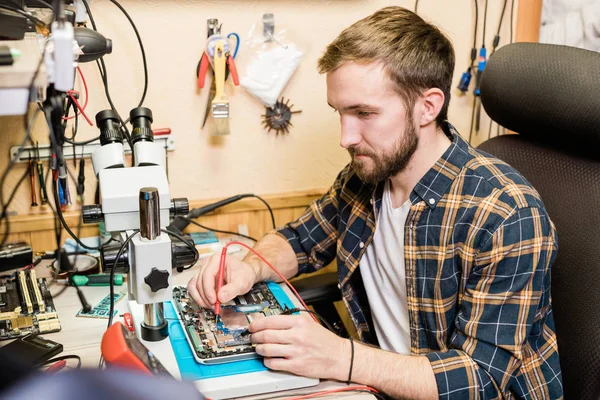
[326, 61, 419, 184]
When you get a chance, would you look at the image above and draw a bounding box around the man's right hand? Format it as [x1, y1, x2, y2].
[187, 253, 258, 309]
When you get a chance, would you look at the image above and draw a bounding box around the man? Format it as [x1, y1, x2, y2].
[188, 6, 562, 399]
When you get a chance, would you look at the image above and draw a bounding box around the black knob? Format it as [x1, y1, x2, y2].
[170, 198, 189, 218]
[82, 204, 103, 223]
[144, 267, 170, 292]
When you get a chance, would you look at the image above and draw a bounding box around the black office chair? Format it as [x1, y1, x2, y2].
[478, 42, 600, 400]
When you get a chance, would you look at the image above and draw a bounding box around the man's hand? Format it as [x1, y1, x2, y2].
[187, 253, 258, 309]
[250, 314, 350, 381]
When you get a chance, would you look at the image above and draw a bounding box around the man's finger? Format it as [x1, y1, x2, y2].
[201, 260, 219, 305]
[249, 315, 297, 333]
[187, 274, 206, 307]
[217, 281, 243, 303]
[255, 344, 292, 358]
[251, 329, 294, 345]
[263, 357, 290, 372]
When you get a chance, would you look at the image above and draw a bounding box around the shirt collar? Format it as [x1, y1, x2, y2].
[410, 122, 470, 209]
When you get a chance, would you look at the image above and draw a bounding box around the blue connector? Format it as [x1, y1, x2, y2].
[457, 69, 472, 93]
[474, 47, 487, 96]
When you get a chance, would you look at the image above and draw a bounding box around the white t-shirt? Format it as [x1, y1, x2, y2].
[359, 180, 411, 354]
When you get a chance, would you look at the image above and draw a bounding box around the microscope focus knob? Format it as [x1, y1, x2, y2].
[144, 267, 170, 292]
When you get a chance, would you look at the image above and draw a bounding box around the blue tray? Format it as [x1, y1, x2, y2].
[166, 282, 295, 380]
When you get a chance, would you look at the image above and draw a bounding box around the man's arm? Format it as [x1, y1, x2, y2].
[351, 344, 438, 399]
[243, 233, 299, 282]
[251, 206, 558, 399]
[423, 206, 558, 399]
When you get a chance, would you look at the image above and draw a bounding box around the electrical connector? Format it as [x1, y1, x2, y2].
[474, 47, 487, 96]
[457, 68, 472, 94]
[51, 21, 76, 92]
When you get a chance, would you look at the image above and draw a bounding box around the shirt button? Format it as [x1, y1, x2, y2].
[337, 283, 342, 289]
[370, 198, 373, 204]
[428, 198, 435, 205]
[359, 242, 365, 249]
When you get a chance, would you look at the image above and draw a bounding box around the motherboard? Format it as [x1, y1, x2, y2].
[0, 270, 61, 340]
[172, 283, 285, 363]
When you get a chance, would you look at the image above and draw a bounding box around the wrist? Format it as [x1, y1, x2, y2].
[243, 255, 265, 283]
[333, 337, 354, 382]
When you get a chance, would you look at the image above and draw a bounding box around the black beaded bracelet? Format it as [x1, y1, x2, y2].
[347, 338, 355, 384]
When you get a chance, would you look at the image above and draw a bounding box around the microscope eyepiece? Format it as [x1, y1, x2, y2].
[96, 110, 123, 146]
[130, 107, 154, 144]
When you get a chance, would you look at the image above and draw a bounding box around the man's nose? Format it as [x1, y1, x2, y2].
[339, 117, 361, 149]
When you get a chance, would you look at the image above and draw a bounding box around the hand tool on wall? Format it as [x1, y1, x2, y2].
[211, 40, 230, 136]
[35, 142, 48, 205]
[196, 20, 240, 129]
[28, 151, 38, 207]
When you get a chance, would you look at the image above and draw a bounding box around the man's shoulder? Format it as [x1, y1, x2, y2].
[461, 146, 546, 212]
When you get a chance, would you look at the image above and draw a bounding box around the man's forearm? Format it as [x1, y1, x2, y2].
[350, 341, 438, 400]
[243, 233, 299, 283]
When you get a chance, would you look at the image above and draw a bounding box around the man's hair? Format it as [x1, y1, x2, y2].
[318, 6, 455, 126]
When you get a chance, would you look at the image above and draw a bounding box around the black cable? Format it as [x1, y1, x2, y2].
[468, 94, 477, 144]
[486, 0, 508, 141]
[106, 0, 148, 115]
[470, 0, 479, 70]
[80, 0, 134, 157]
[510, 0, 515, 43]
[0, 4, 48, 27]
[414, 0, 419, 13]
[46, 111, 114, 252]
[63, 136, 99, 145]
[251, 194, 276, 229]
[51, 180, 113, 251]
[282, 308, 335, 332]
[161, 228, 199, 271]
[107, 231, 138, 328]
[182, 218, 258, 242]
[481, 0, 489, 48]
[39, 355, 82, 369]
[494, 0, 508, 44]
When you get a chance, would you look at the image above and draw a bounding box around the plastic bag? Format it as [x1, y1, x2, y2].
[240, 15, 304, 108]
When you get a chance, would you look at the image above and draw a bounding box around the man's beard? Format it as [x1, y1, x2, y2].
[348, 120, 419, 185]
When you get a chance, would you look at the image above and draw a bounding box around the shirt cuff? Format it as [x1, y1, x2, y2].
[425, 349, 499, 399]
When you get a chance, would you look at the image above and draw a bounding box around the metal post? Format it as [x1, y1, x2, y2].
[139, 187, 168, 341]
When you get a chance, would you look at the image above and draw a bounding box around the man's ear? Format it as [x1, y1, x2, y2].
[418, 88, 445, 126]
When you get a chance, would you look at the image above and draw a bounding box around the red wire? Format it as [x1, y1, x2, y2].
[63, 66, 93, 126]
[286, 386, 381, 400]
[217, 241, 317, 323]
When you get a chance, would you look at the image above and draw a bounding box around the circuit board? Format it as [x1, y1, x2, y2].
[76, 290, 125, 319]
[0, 270, 61, 340]
[172, 283, 286, 364]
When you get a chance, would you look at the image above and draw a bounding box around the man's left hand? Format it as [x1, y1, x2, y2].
[249, 314, 350, 380]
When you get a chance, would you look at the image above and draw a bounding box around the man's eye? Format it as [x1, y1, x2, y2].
[358, 111, 372, 117]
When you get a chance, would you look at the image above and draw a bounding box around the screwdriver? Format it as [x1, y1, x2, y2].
[35, 142, 48, 205]
[57, 273, 124, 286]
[28, 151, 37, 206]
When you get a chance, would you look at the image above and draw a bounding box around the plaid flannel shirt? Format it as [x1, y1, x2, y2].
[276, 123, 563, 399]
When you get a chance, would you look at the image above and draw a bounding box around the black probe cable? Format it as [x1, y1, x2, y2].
[107, 231, 138, 329]
[486, 0, 509, 141]
[469, 0, 489, 143]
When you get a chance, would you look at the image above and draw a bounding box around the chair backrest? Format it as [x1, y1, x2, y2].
[479, 42, 600, 400]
